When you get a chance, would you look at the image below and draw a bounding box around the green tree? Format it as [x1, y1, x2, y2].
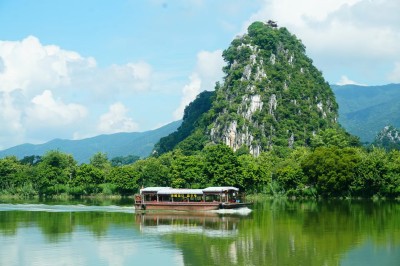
[203, 144, 241, 187]
[275, 148, 309, 197]
[169, 152, 206, 188]
[0, 156, 24, 192]
[110, 155, 140, 166]
[302, 147, 361, 197]
[256, 151, 279, 194]
[108, 165, 140, 195]
[71, 164, 104, 195]
[132, 157, 170, 187]
[34, 150, 77, 196]
[90, 152, 111, 169]
[237, 154, 260, 193]
[383, 150, 400, 197]
[352, 148, 387, 197]
[310, 128, 360, 148]
[19, 155, 42, 166]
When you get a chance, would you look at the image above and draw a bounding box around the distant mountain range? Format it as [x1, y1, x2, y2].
[332, 83, 400, 143]
[0, 120, 181, 163]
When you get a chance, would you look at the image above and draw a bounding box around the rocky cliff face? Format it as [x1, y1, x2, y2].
[373, 125, 400, 150]
[208, 21, 338, 156]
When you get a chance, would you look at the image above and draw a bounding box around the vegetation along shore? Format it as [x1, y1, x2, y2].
[1, 137, 400, 200]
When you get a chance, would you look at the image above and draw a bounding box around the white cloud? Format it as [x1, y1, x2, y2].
[0, 57, 5, 73]
[388, 62, 400, 82]
[0, 36, 154, 148]
[0, 36, 153, 97]
[173, 50, 224, 119]
[336, 75, 366, 86]
[196, 50, 224, 89]
[0, 92, 25, 149]
[80, 62, 153, 99]
[27, 90, 87, 126]
[0, 36, 92, 96]
[243, 0, 400, 84]
[173, 73, 202, 120]
[97, 102, 139, 134]
[244, 0, 361, 29]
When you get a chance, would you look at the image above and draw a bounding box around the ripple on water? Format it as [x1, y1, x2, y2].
[0, 203, 135, 213]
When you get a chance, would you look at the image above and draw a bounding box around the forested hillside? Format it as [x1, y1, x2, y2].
[332, 83, 400, 142]
[154, 91, 213, 155]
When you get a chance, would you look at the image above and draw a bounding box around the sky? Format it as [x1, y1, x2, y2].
[0, 0, 400, 150]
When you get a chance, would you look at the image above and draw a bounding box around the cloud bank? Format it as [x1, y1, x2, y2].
[173, 50, 224, 119]
[244, 0, 400, 84]
[0, 36, 152, 149]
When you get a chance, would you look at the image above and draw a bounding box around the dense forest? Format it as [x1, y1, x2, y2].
[1, 127, 400, 199]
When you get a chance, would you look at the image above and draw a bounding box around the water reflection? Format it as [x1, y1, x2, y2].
[0, 201, 399, 266]
[135, 211, 249, 238]
[246, 200, 400, 266]
[0, 204, 183, 266]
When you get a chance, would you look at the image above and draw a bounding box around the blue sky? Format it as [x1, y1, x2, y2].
[1, 0, 400, 149]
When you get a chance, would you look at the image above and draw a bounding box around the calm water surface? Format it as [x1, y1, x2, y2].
[0, 199, 399, 266]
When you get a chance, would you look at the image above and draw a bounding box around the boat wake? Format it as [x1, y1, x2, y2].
[209, 207, 252, 215]
[0, 203, 134, 213]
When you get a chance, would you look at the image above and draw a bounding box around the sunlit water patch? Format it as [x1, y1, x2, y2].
[209, 207, 252, 215]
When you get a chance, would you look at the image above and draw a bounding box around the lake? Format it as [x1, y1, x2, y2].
[0, 199, 399, 266]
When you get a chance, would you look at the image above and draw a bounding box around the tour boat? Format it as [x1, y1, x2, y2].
[134, 186, 252, 211]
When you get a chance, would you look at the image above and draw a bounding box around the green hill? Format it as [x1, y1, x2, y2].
[156, 21, 339, 155]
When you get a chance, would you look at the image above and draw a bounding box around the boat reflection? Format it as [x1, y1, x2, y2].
[135, 210, 251, 238]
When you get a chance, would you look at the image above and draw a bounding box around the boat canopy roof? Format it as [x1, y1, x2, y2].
[140, 186, 240, 195]
[157, 188, 204, 195]
[140, 187, 172, 193]
[203, 187, 239, 193]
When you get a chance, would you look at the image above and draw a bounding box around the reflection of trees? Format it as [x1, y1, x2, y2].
[36, 212, 74, 242]
[0, 211, 134, 242]
[241, 200, 400, 266]
[1, 201, 400, 265]
[157, 200, 400, 266]
[0, 211, 19, 235]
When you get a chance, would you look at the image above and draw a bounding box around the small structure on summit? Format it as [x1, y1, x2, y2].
[267, 20, 278, 28]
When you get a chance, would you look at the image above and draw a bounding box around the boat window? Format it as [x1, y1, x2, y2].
[205, 194, 221, 202]
[159, 195, 171, 202]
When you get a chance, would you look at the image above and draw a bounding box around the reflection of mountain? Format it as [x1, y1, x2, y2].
[136, 212, 249, 238]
